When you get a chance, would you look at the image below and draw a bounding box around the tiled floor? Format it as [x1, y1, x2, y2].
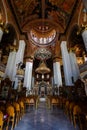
[14, 100, 79, 130]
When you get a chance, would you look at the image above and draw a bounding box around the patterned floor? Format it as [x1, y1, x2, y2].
[14, 100, 79, 130]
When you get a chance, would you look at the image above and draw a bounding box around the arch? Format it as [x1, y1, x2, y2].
[67, 24, 85, 56]
[38, 81, 50, 96]
[0, 23, 18, 63]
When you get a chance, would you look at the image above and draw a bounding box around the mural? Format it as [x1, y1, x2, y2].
[8, 0, 77, 32]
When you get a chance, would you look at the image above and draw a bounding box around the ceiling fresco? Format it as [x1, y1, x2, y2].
[7, 0, 78, 33]
[5, 0, 85, 62]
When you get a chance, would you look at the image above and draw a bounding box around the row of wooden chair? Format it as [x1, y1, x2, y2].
[46, 96, 60, 110]
[0, 98, 25, 130]
[22, 95, 39, 110]
[0, 95, 40, 130]
[62, 98, 83, 130]
[46, 95, 85, 130]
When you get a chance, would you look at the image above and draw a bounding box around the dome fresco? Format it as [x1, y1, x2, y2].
[7, 0, 77, 33]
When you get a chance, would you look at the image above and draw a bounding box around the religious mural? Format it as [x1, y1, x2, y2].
[7, 0, 77, 32]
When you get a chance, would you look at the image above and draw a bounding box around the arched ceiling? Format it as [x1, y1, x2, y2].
[1, 0, 86, 78]
[5, 0, 81, 58]
[7, 0, 78, 35]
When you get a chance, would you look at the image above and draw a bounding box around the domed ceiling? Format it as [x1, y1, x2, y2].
[7, 0, 78, 35]
[6, 0, 81, 59]
[1, 0, 85, 78]
[4, 0, 82, 67]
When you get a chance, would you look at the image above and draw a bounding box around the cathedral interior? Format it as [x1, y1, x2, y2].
[0, 0, 87, 130]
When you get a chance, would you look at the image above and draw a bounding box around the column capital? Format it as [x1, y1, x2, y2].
[53, 55, 61, 62]
[24, 55, 34, 62]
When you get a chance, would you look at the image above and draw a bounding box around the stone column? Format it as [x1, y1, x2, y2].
[4, 50, 16, 81]
[16, 40, 26, 64]
[61, 41, 73, 86]
[53, 62, 62, 87]
[69, 51, 80, 82]
[23, 61, 33, 94]
[12, 40, 26, 82]
[0, 28, 3, 42]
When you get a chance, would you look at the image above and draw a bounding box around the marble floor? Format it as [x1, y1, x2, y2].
[14, 100, 79, 130]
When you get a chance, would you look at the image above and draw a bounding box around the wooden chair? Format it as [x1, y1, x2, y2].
[6, 105, 15, 130]
[73, 105, 82, 130]
[29, 98, 35, 110]
[64, 100, 70, 116]
[13, 102, 20, 126]
[0, 111, 4, 130]
[18, 100, 25, 119]
[24, 97, 30, 109]
[51, 97, 60, 110]
[69, 102, 75, 122]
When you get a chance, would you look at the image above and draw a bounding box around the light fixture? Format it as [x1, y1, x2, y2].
[42, 74, 44, 79]
[35, 61, 51, 74]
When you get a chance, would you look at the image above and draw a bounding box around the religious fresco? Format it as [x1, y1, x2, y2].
[7, 0, 77, 32]
[9, 0, 42, 27]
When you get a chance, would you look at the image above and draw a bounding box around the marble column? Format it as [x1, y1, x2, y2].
[16, 40, 26, 64]
[69, 51, 80, 82]
[4, 50, 16, 81]
[23, 61, 33, 94]
[0, 28, 3, 42]
[82, 30, 87, 51]
[61, 41, 73, 86]
[53, 62, 62, 87]
[12, 40, 26, 82]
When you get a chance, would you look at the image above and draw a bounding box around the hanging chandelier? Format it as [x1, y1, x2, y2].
[35, 61, 51, 74]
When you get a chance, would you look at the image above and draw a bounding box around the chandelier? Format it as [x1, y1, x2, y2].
[35, 61, 51, 74]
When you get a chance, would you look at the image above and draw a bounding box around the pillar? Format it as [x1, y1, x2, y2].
[16, 40, 26, 64]
[0, 28, 3, 42]
[53, 62, 62, 87]
[69, 51, 80, 82]
[61, 41, 73, 86]
[23, 61, 33, 94]
[12, 40, 26, 81]
[4, 50, 16, 81]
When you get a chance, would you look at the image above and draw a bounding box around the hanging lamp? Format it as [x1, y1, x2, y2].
[35, 61, 51, 74]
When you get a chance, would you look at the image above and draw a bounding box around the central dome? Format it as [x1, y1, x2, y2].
[28, 20, 58, 46]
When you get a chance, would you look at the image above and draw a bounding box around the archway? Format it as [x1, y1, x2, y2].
[38, 81, 51, 97]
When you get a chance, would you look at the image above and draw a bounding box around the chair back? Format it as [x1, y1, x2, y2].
[6, 105, 15, 117]
[19, 101, 24, 108]
[73, 105, 81, 115]
[0, 111, 4, 128]
[13, 102, 20, 111]
[69, 102, 75, 111]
